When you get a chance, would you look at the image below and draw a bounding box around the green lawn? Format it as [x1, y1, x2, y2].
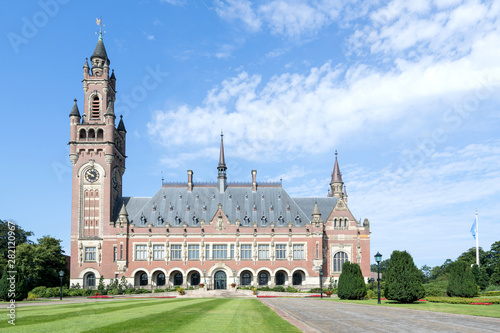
[327, 297, 500, 318]
[0, 298, 300, 332]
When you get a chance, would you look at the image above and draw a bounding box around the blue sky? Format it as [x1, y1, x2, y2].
[1, 0, 499, 268]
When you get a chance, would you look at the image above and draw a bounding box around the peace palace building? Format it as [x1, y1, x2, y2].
[69, 33, 371, 290]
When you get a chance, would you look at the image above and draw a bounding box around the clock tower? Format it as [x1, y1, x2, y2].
[69, 31, 126, 278]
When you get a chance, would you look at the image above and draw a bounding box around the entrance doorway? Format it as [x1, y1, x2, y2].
[214, 271, 227, 290]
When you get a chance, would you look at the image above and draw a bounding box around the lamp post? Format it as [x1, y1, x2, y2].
[59, 270, 64, 301]
[374, 252, 382, 304]
[319, 269, 323, 299]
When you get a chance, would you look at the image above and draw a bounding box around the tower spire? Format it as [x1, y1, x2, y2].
[329, 150, 344, 199]
[217, 131, 227, 193]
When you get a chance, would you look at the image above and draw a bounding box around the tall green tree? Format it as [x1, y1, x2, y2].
[447, 261, 477, 297]
[470, 264, 489, 290]
[487, 241, 500, 285]
[0, 220, 33, 279]
[16, 236, 68, 290]
[338, 261, 367, 300]
[384, 250, 424, 303]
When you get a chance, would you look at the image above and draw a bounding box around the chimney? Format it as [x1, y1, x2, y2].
[252, 170, 257, 191]
[187, 170, 193, 192]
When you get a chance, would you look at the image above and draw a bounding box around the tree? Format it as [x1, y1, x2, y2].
[457, 247, 488, 267]
[0, 265, 29, 301]
[370, 259, 390, 275]
[0, 220, 33, 279]
[470, 264, 489, 290]
[429, 259, 453, 281]
[486, 241, 500, 285]
[384, 250, 424, 303]
[419, 265, 432, 284]
[447, 261, 477, 297]
[338, 261, 366, 300]
[15, 236, 68, 290]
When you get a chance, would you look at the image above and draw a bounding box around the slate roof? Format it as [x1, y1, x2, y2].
[91, 35, 109, 64]
[113, 184, 337, 228]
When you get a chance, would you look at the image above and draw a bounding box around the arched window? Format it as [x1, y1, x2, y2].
[157, 273, 166, 286]
[241, 272, 252, 286]
[292, 272, 302, 285]
[275, 272, 286, 285]
[139, 273, 148, 286]
[174, 273, 183, 286]
[85, 273, 96, 288]
[91, 96, 100, 119]
[79, 129, 86, 139]
[333, 251, 348, 272]
[88, 128, 95, 139]
[96, 129, 104, 140]
[258, 272, 269, 285]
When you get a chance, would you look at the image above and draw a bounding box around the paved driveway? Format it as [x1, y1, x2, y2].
[260, 298, 500, 333]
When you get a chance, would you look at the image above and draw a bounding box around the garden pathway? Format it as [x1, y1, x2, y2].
[260, 298, 500, 333]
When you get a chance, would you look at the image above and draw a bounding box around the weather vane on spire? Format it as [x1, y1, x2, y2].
[95, 17, 106, 39]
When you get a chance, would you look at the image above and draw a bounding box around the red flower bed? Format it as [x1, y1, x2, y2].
[470, 302, 493, 305]
[257, 295, 278, 298]
[418, 299, 427, 302]
[307, 295, 322, 297]
[87, 295, 113, 299]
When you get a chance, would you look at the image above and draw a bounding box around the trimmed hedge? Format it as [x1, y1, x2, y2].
[483, 291, 500, 296]
[426, 297, 500, 304]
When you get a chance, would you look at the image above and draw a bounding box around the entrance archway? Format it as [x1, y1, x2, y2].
[190, 272, 200, 286]
[214, 271, 227, 290]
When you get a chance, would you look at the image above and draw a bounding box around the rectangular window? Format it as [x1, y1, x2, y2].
[241, 244, 251, 260]
[171, 244, 182, 261]
[316, 243, 319, 259]
[153, 245, 164, 260]
[113, 246, 117, 262]
[85, 247, 96, 261]
[258, 244, 269, 260]
[188, 245, 200, 260]
[213, 245, 227, 260]
[293, 244, 305, 260]
[120, 244, 123, 259]
[115, 274, 119, 279]
[230, 244, 234, 259]
[135, 244, 147, 260]
[276, 244, 287, 259]
[206, 245, 210, 260]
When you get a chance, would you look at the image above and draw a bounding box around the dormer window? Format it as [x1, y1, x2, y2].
[91, 96, 100, 119]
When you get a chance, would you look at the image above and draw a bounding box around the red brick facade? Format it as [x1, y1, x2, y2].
[69, 35, 371, 290]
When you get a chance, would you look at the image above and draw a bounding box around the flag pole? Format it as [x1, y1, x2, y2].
[476, 209, 479, 267]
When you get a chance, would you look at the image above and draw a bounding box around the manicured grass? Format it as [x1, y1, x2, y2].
[0, 298, 300, 332]
[327, 297, 500, 318]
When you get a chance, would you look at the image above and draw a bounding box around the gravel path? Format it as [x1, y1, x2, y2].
[260, 298, 500, 333]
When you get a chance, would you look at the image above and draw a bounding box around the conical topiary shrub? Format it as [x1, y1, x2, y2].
[384, 250, 424, 303]
[447, 261, 477, 297]
[337, 261, 366, 300]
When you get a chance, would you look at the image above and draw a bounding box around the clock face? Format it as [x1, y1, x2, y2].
[85, 168, 99, 183]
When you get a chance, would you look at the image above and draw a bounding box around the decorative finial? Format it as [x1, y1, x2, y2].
[120, 114, 123, 119]
[95, 17, 105, 39]
[221, 129, 223, 137]
[74, 98, 77, 103]
[335, 150, 338, 157]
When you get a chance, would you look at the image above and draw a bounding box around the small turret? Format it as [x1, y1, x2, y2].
[69, 99, 81, 118]
[329, 150, 344, 199]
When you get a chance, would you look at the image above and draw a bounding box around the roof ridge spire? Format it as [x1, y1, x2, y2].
[331, 150, 343, 183]
[218, 130, 226, 170]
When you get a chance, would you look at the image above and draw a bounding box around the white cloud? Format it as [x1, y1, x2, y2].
[214, 0, 341, 38]
[215, 0, 262, 32]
